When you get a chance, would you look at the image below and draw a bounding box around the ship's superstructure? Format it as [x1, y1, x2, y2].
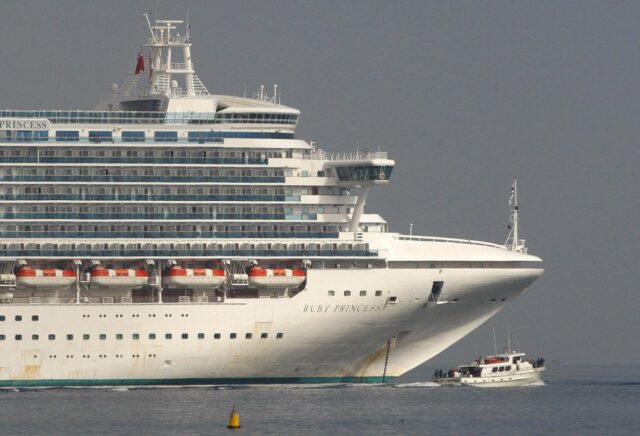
[0, 18, 543, 386]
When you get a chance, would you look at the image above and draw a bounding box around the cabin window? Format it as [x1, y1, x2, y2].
[155, 131, 178, 142]
[48, 334, 55, 340]
[32, 315, 39, 321]
[56, 130, 80, 141]
[83, 334, 90, 340]
[389, 296, 398, 303]
[261, 333, 268, 339]
[214, 333, 221, 339]
[276, 333, 284, 339]
[230, 333, 237, 339]
[149, 333, 156, 340]
[15, 315, 22, 321]
[32, 334, 39, 340]
[360, 290, 367, 297]
[165, 333, 172, 339]
[15, 335, 22, 341]
[328, 290, 335, 296]
[0, 316, 4, 321]
[375, 290, 383, 296]
[506, 366, 511, 371]
[66, 334, 73, 340]
[492, 367, 498, 373]
[344, 290, 351, 297]
[499, 367, 505, 372]
[0, 335, 5, 341]
[245, 333, 252, 339]
[116, 334, 123, 340]
[100, 334, 106, 340]
[122, 131, 145, 142]
[132, 334, 140, 340]
[181, 333, 188, 339]
[197, 333, 205, 339]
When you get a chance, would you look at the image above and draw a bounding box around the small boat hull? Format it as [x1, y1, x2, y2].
[248, 267, 305, 288]
[15, 268, 76, 289]
[163, 267, 226, 289]
[90, 268, 149, 289]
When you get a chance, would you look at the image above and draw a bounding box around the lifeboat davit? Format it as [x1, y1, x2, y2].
[15, 267, 76, 289]
[248, 266, 305, 288]
[162, 266, 226, 289]
[90, 266, 149, 289]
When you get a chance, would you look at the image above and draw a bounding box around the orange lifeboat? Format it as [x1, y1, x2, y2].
[162, 266, 226, 289]
[90, 266, 149, 289]
[15, 267, 76, 289]
[247, 266, 305, 288]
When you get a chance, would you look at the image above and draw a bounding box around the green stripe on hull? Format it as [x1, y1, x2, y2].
[0, 376, 395, 388]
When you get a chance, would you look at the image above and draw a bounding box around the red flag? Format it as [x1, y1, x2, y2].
[134, 52, 145, 74]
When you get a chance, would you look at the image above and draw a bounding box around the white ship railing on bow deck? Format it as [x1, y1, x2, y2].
[397, 234, 507, 250]
[304, 150, 388, 161]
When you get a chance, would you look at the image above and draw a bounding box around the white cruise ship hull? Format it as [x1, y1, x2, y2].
[0, 263, 542, 386]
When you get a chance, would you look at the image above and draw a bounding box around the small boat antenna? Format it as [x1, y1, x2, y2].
[492, 322, 497, 355]
[507, 324, 512, 353]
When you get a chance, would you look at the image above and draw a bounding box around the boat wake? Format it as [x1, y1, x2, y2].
[393, 381, 440, 388]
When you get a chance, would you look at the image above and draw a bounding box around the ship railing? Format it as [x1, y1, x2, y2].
[0, 175, 286, 183]
[0, 194, 292, 202]
[1, 248, 378, 258]
[0, 231, 339, 239]
[0, 156, 268, 165]
[0, 212, 317, 221]
[0, 110, 299, 125]
[398, 234, 506, 250]
[304, 150, 388, 161]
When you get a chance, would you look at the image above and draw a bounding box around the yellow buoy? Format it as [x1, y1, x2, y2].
[227, 406, 241, 429]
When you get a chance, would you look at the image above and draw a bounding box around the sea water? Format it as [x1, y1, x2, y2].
[0, 365, 638, 435]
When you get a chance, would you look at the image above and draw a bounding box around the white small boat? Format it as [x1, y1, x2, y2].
[162, 266, 226, 289]
[433, 351, 545, 387]
[90, 266, 149, 289]
[247, 266, 305, 288]
[15, 267, 76, 289]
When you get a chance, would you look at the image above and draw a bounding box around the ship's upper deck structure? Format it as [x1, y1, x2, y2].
[0, 17, 397, 265]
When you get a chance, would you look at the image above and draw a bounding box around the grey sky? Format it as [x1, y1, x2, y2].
[1, 0, 638, 366]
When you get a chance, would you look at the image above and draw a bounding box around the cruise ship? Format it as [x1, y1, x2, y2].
[0, 17, 543, 386]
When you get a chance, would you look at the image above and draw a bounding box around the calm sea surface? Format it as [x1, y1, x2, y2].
[0, 365, 638, 435]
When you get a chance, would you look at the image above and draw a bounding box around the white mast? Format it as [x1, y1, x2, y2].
[141, 16, 207, 97]
[505, 178, 526, 252]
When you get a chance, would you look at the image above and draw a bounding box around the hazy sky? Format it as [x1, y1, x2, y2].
[1, 0, 638, 366]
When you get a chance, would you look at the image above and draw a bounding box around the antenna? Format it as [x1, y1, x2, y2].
[505, 178, 525, 252]
[144, 12, 157, 44]
[507, 324, 512, 353]
[492, 322, 497, 355]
